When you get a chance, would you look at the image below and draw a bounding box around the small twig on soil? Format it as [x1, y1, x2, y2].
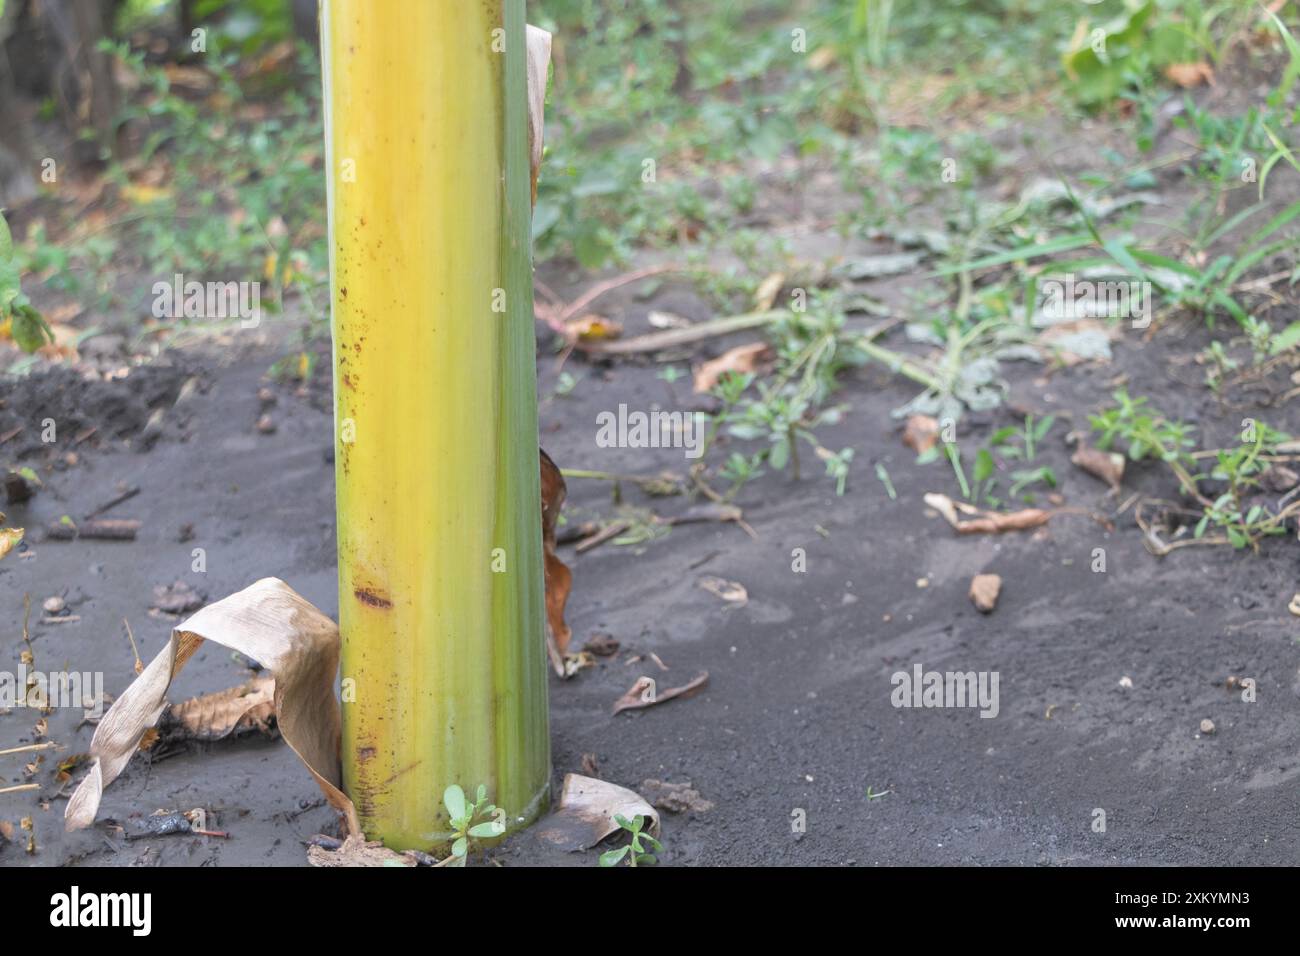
[575, 521, 632, 554]
[577, 309, 785, 356]
[83, 485, 141, 521]
[46, 518, 141, 541]
[0, 742, 59, 758]
[123, 618, 144, 674]
[0, 783, 40, 795]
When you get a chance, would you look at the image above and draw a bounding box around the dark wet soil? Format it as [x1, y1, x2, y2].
[1, 280, 1297, 866]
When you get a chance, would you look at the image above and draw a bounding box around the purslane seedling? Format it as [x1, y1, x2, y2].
[442, 784, 506, 867]
[599, 813, 662, 868]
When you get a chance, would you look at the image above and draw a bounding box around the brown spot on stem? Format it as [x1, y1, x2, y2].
[357, 746, 376, 764]
[354, 587, 392, 609]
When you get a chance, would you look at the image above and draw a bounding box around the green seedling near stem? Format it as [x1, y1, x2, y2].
[442, 784, 507, 867]
[599, 813, 662, 868]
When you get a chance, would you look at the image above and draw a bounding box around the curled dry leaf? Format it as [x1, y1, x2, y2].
[1071, 444, 1125, 489]
[612, 671, 709, 715]
[698, 575, 747, 604]
[924, 493, 1051, 535]
[65, 577, 358, 836]
[534, 773, 659, 852]
[902, 414, 940, 454]
[693, 342, 772, 394]
[540, 449, 574, 675]
[968, 574, 1002, 613]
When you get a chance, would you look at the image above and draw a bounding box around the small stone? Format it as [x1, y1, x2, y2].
[968, 574, 1002, 613]
[257, 386, 276, 406]
[1200, 718, 1216, 735]
[1225, 675, 1239, 690]
[42, 596, 65, 615]
[1118, 676, 1133, 689]
[255, 414, 276, 434]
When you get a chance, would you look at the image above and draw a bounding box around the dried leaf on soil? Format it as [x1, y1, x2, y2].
[968, 574, 1002, 613]
[1071, 444, 1125, 489]
[925, 492, 1051, 535]
[902, 414, 940, 454]
[161, 675, 276, 742]
[1165, 62, 1214, 88]
[698, 575, 747, 604]
[64, 577, 358, 836]
[693, 342, 771, 394]
[0, 526, 22, 561]
[534, 774, 659, 852]
[612, 672, 709, 715]
[753, 271, 786, 312]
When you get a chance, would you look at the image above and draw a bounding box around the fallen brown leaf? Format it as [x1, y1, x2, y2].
[1071, 444, 1125, 489]
[1165, 61, 1214, 88]
[753, 271, 786, 312]
[612, 672, 709, 715]
[161, 675, 276, 743]
[534, 774, 659, 851]
[698, 576, 747, 605]
[693, 342, 772, 394]
[902, 414, 940, 454]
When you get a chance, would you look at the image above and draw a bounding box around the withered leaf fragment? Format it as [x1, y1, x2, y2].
[612, 672, 709, 715]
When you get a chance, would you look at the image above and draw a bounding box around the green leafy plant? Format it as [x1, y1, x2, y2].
[1092, 391, 1296, 551]
[442, 784, 506, 867]
[0, 211, 53, 353]
[599, 813, 662, 868]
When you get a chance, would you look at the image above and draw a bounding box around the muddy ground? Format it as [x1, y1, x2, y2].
[0, 269, 1297, 866]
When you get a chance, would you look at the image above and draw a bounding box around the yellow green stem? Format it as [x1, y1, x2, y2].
[323, 0, 549, 851]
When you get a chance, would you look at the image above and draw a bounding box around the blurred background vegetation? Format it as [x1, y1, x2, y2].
[0, 1, 1296, 363]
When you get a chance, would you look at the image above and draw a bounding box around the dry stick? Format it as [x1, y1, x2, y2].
[577, 309, 786, 356]
[83, 485, 140, 521]
[0, 742, 58, 758]
[556, 263, 683, 325]
[123, 618, 144, 675]
[0, 784, 40, 795]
